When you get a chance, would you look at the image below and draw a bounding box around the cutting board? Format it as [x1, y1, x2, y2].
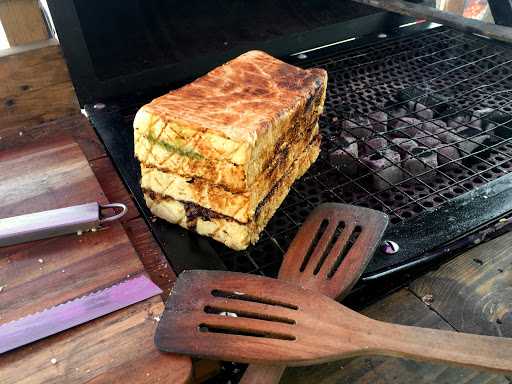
[0, 138, 192, 383]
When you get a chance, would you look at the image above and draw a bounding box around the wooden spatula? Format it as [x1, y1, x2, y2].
[155, 270, 512, 374]
[241, 203, 388, 383]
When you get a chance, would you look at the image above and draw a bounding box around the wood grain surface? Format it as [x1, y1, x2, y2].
[0, 114, 105, 161]
[352, 0, 512, 45]
[0, 297, 192, 384]
[156, 270, 512, 374]
[410, 232, 512, 337]
[0, 39, 78, 130]
[0, 138, 192, 383]
[0, 0, 48, 46]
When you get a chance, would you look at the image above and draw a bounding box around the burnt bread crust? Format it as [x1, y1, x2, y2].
[134, 50, 327, 192]
[143, 137, 320, 250]
[140, 123, 320, 223]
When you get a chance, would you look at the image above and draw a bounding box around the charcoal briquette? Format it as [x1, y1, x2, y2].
[329, 135, 359, 176]
[390, 117, 423, 137]
[416, 135, 441, 149]
[362, 149, 402, 190]
[342, 116, 373, 138]
[362, 137, 388, 154]
[437, 145, 461, 166]
[409, 101, 434, 121]
[392, 138, 418, 159]
[423, 120, 446, 134]
[404, 147, 438, 178]
[456, 128, 490, 154]
[437, 130, 461, 144]
[368, 111, 388, 133]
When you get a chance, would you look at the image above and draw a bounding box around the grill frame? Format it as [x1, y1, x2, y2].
[87, 23, 512, 281]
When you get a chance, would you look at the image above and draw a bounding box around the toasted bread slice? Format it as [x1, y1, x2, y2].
[143, 138, 320, 250]
[134, 50, 327, 192]
[140, 123, 319, 223]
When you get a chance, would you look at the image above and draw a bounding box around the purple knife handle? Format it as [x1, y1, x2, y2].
[0, 202, 127, 247]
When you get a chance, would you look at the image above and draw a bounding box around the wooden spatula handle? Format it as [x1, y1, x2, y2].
[371, 321, 512, 374]
[240, 364, 285, 384]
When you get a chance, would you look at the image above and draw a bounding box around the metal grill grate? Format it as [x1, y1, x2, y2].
[212, 27, 512, 277]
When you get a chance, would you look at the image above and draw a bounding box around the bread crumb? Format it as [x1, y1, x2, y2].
[77, 230, 83, 236]
[0, 286, 4, 292]
[18, 131, 23, 136]
[38, 258, 44, 263]
[422, 294, 434, 305]
[50, 358, 57, 365]
[153, 315, 160, 322]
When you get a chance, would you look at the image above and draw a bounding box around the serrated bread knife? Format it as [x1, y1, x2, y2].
[0, 274, 162, 354]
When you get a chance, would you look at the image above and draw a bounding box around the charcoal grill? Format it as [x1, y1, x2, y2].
[49, 1, 512, 283]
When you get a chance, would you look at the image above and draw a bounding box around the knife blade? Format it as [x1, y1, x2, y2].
[0, 274, 162, 354]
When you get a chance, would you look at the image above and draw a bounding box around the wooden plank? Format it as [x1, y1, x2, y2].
[0, 39, 79, 130]
[281, 289, 509, 383]
[0, 114, 105, 161]
[1, 81, 78, 129]
[124, 218, 176, 297]
[0, 297, 193, 384]
[410, 231, 512, 337]
[443, 0, 466, 15]
[0, 0, 48, 46]
[0, 39, 69, 99]
[352, 0, 512, 45]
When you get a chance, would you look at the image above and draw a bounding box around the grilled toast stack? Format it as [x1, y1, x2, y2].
[134, 51, 327, 250]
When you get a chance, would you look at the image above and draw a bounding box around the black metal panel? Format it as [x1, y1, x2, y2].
[364, 171, 512, 279]
[47, 0, 412, 105]
[488, 0, 512, 27]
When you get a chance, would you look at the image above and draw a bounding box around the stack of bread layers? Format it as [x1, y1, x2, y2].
[134, 50, 327, 250]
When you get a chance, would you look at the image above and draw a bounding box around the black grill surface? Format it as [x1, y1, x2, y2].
[209, 26, 512, 277]
[89, 26, 512, 282]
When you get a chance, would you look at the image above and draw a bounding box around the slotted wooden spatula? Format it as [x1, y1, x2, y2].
[156, 270, 512, 374]
[241, 203, 388, 383]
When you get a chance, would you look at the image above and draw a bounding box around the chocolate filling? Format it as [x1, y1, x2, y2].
[144, 189, 240, 227]
[183, 202, 228, 229]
